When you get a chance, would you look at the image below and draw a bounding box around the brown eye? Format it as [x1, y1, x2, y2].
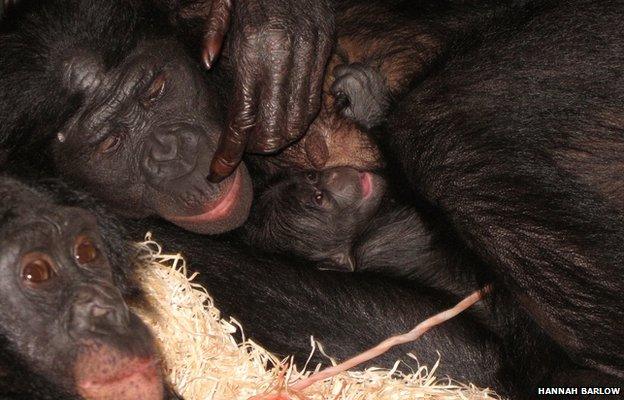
[74, 236, 99, 264]
[305, 172, 317, 182]
[142, 72, 166, 106]
[98, 134, 121, 154]
[21, 254, 55, 286]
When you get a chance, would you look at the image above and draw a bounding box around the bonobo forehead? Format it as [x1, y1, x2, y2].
[0, 178, 97, 236]
[0, 179, 102, 278]
[51, 38, 253, 234]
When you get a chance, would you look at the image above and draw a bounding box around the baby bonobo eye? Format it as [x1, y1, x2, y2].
[142, 72, 167, 107]
[21, 253, 56, 287]
[305, 171, 318, 183]
[313, 190, 324, 205]
[74, 235, 99, 264]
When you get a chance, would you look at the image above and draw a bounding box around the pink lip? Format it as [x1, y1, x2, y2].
[78, 359, 158, 389]
[169, 168, 241, 223]
[359, 171, 373, 199]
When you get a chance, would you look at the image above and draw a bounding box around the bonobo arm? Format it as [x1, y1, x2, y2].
[133, 219, 510, 394]
[201, 0, 532, 178]
[329, 0, 535, 130]
[381, 1, 624, 378]
[204, 0, 335, 182]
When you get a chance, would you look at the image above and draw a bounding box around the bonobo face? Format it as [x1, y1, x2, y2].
[294, 167, 385, 218]
[248, 167, 385, 270]
[52, 39, 253, 234]
[0, 181, 164, 400]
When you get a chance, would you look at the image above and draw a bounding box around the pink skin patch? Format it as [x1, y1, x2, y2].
[359, 171, 373, 199]
[169, 167, 242, 223]
[74, 343, 164, 400]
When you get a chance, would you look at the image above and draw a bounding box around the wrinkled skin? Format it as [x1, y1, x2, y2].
[248, 54, 384, 175]
[204, 0, 336, 182]
[0, 177, 173, 400]
[1, 0, 253, 234]
[211, 0, 528, 176]
[51, 39, 253, 234]
[245, 0, 448, 175]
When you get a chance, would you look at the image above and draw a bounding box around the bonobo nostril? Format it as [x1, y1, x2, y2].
[142, 127, 203, 182]
[70, 286, 129, 335]
[150, 131, 178, 162]
[327, 170, 340, 183]
[90, 304, 111, 318]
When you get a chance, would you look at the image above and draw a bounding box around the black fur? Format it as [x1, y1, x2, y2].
[0, 177, 182, 400]
[130, 217, 515, 395]
[380, 0, 624, 383]
[0, 0, 254, 235]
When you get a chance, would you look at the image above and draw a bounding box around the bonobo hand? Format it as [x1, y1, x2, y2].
[332, 63, 390, 130]
[203, 0, 335, 182]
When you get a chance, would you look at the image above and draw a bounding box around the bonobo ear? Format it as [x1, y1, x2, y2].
[61, 51, 104, 95]
[318, 249, 356, 272]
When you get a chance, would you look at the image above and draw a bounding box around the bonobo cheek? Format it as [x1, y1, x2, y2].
[168, 164, 253, 234]
[74, 342, 164, 400]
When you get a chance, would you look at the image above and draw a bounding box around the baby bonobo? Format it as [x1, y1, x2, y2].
[245, 168, 483, 297]
[0, 177, 179, 400]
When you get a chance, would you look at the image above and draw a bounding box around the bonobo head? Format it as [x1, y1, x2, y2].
[51, 38, 253, 234]
[0, 177, 166, 400]
[246, 167, 385, 271]
[4, 0, 253, 234]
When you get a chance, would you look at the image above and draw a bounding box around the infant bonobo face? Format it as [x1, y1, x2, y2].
[296, 167, 384, 216]
[52, 39, 252, 234]
[0, 180, 164, 400]
[249, 167, 385, 271]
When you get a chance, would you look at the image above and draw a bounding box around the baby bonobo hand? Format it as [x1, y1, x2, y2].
[331, 63, 390, 130]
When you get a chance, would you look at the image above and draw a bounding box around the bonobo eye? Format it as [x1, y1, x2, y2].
[74, 235, 99, 264]
[142, 72, 167, 107]
[305, 172, 317, 182]
[313, 191, 324, 206]
[21, 253, 56, 286]
[98, 134, 121, 154]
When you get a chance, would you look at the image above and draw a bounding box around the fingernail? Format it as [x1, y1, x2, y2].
[203, 34, 224, 70]
[207, 171, 223, 183]
[202, 48, 213, 70]
[208, 160, 227, 183]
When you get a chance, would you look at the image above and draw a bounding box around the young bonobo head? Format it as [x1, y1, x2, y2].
[0, 177, 166, 400]
[246, 167, 385, 271]
[1, 0, 252, 234]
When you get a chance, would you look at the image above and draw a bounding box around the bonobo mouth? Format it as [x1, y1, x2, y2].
[359, 171, 373, 199]
[171, 169, 241, 222]
[75, 343, 164, 400]
[166, 164, 253, 234]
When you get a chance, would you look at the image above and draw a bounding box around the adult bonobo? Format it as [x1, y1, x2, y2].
[209, 0, 624, 385]
[0, 0, 333, 234]
[378, 0, 624, 382]
[0, 177, 181, 400]
[0, 177, 516, 397]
